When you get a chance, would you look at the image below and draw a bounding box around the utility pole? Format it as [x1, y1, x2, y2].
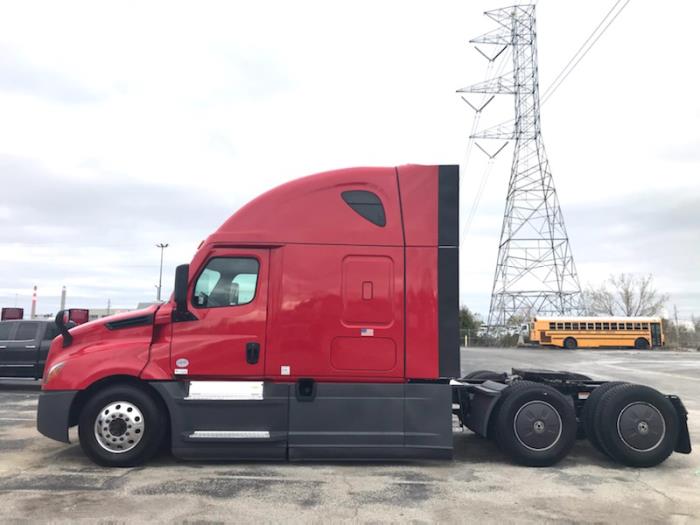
[155, 243, 169, 301]
[60, 286, 67, 311]
[458, 4, 583, 332]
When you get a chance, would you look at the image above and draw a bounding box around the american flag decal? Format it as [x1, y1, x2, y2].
[360, 328, 374, 337]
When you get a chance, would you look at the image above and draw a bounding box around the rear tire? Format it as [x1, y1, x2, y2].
[597, 384, 678, 467]
[563, 337, 577, 350]
[494, 381, 577, 467]
[78, 383, 167, 467]
[582, 381, 627, 457]
[634, 338, 650, 350]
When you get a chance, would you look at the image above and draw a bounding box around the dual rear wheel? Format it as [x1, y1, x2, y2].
[583, 382, 678, 467]
[490, 380, 679, 467]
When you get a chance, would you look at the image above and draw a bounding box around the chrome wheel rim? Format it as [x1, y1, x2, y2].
[94, 401, 145, 454]
[513, 400, 563, 451]
[617, 402, 665, 452]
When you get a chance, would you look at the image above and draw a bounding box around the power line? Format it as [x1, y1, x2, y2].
[540, 0, 625, 101]
[460, 46, 511, 239]
[461, 5, 585, 329]
[542, 0, 633, 104]
[460, 0, 634, 245]
[462, 159, 496, 240]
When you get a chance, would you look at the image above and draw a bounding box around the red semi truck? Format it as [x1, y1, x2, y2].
[36, 165, 690, 468]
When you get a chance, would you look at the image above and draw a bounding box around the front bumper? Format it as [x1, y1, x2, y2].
[36, 390, 78, 443]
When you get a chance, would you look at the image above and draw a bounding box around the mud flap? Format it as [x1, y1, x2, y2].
[668, 395, 692, 454]
[461, 380, 507, 438]
[36, 390, 77, 443]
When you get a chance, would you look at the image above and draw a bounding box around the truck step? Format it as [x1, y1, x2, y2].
[189, 430, 270, 439]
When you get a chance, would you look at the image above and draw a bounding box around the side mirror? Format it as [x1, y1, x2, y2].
[54, 310, 73, 347]
[174, 264, 190, 312]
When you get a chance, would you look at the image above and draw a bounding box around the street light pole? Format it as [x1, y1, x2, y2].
[156, 243, 169, 301]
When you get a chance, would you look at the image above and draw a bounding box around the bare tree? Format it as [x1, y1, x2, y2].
[584, 273, 668, 316]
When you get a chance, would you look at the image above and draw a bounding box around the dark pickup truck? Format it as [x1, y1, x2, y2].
[0, 320, 60, 379]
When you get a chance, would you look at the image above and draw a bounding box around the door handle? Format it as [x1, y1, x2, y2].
[0, 345, 6, 349]
[25, 345, 36, 349]
[246, 342, 260, 365]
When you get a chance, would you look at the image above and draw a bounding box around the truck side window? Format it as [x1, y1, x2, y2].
[193, 257, 259, 308]
[341, 190, 386, 227]
[14, 322, 38, 341]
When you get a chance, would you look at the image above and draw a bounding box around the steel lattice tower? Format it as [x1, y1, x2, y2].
[459, 4, 583, 329]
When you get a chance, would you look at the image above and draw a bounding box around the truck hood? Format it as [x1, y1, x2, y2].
[66, 303, 161, 340]
[43, 303, 165, 390]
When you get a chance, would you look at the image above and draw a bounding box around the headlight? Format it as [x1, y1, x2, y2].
[45, 361, 65, 384]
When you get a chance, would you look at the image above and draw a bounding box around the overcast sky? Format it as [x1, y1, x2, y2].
[1, 0, 698, 320]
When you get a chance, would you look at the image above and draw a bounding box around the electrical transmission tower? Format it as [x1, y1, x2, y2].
[459, 4, 584, 330]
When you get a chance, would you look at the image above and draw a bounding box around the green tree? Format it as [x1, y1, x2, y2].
[459, 306, 482, 333]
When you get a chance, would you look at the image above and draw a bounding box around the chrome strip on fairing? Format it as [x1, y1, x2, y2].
[189, 430, 270, 439]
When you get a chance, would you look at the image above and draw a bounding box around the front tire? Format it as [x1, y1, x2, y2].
[78, 383, 167, 467]
[494, 381, 577, 467]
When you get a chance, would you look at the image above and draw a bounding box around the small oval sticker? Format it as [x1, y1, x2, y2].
[176, 358, 189, 368]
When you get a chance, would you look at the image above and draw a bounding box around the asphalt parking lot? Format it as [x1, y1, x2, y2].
[1, 347, 698, 523]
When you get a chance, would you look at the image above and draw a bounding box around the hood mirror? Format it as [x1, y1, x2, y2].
[173, 264, 197, 322]
[174, 264, 189, 312]
[54, 310, 73, 347]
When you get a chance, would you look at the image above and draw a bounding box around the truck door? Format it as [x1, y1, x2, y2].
[1, 321, 39, 376]
[650, 323, 662, 347]
[38, 323, 60, 378]
[170, 248, 269, 378]
[0, 322, 16, 371]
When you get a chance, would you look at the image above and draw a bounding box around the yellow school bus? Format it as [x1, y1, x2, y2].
[529, 316, 664, 350]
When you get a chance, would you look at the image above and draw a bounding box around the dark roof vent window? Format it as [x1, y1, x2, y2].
[341, 190, 386, 227]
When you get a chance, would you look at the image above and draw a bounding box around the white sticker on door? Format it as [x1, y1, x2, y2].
[281, 365, 290, 376]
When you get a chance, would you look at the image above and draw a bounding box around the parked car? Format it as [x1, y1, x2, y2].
[0, 320, 61, 379]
